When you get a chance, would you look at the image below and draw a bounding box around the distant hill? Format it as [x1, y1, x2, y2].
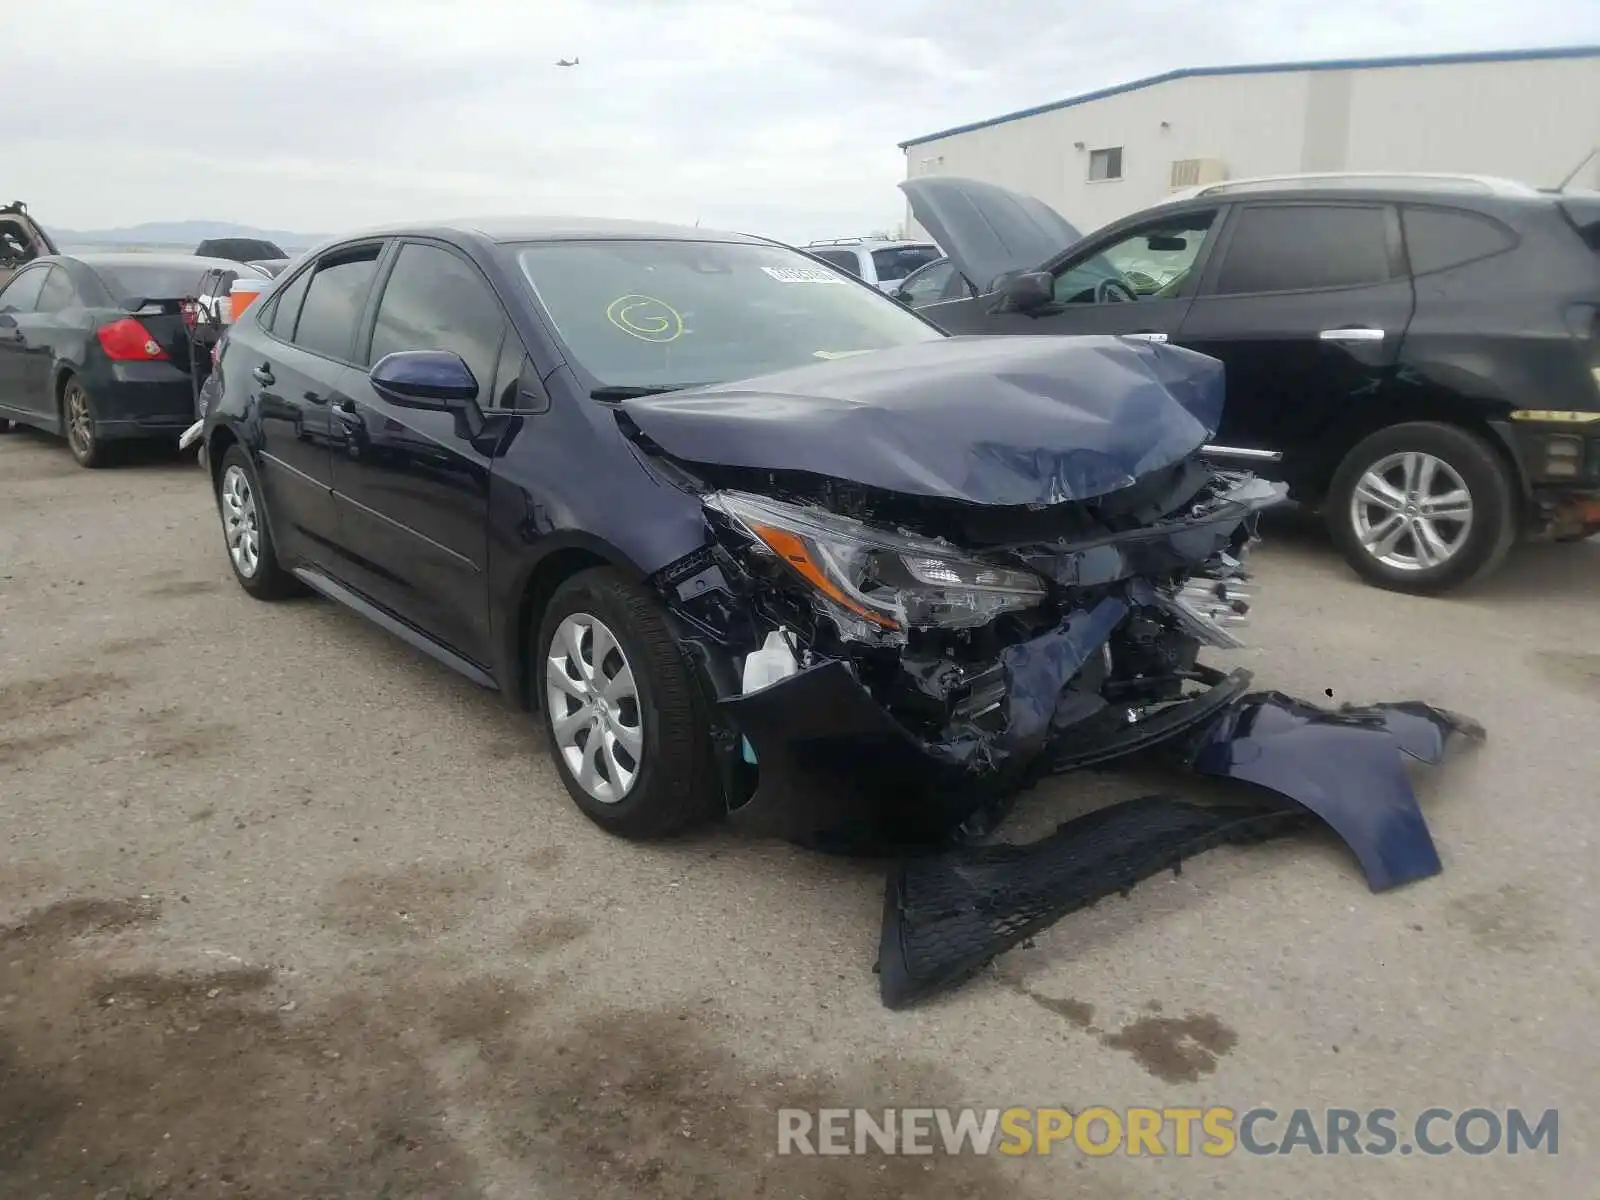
[55, 219, 324, 252]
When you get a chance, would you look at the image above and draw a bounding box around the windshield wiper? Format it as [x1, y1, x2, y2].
[590, 384, 710, 400]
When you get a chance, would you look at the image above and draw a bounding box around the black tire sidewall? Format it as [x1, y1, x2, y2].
[1328, 422, 1515, 594]
[535, 569, 713, 837]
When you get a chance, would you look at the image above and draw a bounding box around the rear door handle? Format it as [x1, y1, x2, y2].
[252, 365, 276, 385]
[1318, 327, 1386, 342]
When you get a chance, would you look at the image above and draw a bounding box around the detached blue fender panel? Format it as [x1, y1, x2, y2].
[1192, 692, 1484, 892]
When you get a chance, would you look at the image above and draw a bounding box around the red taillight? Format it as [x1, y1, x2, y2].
[96, 318, 169, 362]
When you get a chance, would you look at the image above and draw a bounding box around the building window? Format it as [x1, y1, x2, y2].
[1088, 147, 1123, 182]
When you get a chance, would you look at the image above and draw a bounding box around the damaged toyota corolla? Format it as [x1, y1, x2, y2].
[201, 219, 1482, 1006]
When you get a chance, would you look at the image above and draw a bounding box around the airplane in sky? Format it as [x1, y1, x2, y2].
[556, 57, 579, 67]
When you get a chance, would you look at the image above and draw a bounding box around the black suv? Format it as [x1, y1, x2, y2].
[902, 174, 1600, 594]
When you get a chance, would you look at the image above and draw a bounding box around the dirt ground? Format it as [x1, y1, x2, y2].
[2, 425, 1596, 1198]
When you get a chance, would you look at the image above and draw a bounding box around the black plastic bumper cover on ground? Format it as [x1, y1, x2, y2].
[875, 690, 1484, 1009]
[878, 797, 1307, 1009]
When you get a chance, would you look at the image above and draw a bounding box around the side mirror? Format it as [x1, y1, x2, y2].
[998, 270, 1053, 313]
[370, 350, 480, 410]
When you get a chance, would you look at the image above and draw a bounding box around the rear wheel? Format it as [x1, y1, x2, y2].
[215, 444, 299, 599]
[1328, 421, 1516, 594]
[62, 378, 107, 467]
[535, 567, 721, 839]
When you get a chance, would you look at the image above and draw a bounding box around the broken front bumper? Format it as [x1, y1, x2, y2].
[869, 682, 1483, 1008]
[720, 656, 1482, 1008]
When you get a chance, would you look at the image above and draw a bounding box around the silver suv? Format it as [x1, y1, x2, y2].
[803, 237, 942, 293]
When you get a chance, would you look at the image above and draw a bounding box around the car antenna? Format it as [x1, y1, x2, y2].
[1555, 145, 1598, 192]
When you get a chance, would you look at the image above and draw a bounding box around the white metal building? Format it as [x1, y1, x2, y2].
[900, 46, 1600, 237]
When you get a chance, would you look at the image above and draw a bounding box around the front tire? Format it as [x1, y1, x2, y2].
[1328, 421, 1516, 594]
[62, 378, 108, 467]
[215, 444, 299, 599]
[536, 567, 721, 839]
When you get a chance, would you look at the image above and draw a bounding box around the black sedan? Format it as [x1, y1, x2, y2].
[0, 253, 234, 466]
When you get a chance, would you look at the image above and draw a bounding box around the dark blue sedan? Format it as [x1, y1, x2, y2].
[197, 216, 1442, 868]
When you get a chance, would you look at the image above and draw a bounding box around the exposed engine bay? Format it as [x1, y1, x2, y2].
[614, 335, 1482, 1007]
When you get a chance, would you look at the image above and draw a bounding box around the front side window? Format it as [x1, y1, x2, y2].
[0, 267, 49, 314]
[1089, 147, 1124, 181]
[36, 267, 78, 313]
[899, 259, 955, 306]
[291, 246, 381, 361]
[513, 238, 943, 391]
[368, 242, 506, 393]
[1053, 211, 1218, 305]
[1213, 204, 1391, 295]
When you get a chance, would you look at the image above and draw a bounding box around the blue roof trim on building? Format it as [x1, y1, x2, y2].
[899, 44, 1600, 149]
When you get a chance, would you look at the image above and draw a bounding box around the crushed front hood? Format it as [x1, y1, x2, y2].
[621, 335, 1225, 507]
[898, 176, 1082, 294]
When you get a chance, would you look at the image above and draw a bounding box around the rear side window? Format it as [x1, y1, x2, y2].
[810, 249, 862, 277]
[1214, 204, 1391, 295]
[368, 242, 506, 392]
[267, 268, 313, 339]
[36, 267, 78, 313]
[1402, 207, 1518, 275]
[871, 245, 940, 281]
[291, 247, 381, 361]
[0, 266, 48, 313]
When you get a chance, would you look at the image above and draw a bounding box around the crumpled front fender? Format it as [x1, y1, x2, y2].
[1190, 692, 1485, 892]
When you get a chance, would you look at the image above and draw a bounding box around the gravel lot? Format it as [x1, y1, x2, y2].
[2, 424, 1595, 1198]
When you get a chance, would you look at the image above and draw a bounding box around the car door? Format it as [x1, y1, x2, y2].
[0, 265, 51, 420]
[1174, 201, 1415, 480]
[250, 241, 384, 564]
[326, 239, 511, 663]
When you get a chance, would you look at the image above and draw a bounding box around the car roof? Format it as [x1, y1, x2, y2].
[805, 237, 937, 250]
[320, 215, 771, 247]
[1146, 176, 1564, 213]
[63, 252, 250, 272]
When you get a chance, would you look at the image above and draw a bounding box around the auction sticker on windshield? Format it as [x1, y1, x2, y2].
[762, 266, 845, 284]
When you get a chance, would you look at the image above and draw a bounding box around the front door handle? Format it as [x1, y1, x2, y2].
[252, 364, 276, 386]
[1319, 327, 1386, 342]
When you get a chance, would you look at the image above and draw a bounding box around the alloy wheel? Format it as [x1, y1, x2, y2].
[545, 612, 644, 804]
[1349, 451, 1474, 572]
[220, 464, 262, 578]
[64, 385, 93, 460]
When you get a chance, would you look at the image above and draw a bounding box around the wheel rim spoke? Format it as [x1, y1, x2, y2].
[545, 611, 645, 805]
[609, 718, 643, 760]
[1421, 489, 1471, 518]
[1355, 473, 1406, 513]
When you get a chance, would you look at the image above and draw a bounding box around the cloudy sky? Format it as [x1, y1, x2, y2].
[11, 0, 1600, 242]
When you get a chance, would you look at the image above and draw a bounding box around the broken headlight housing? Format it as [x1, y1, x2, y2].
[709, 491, 1047, 634]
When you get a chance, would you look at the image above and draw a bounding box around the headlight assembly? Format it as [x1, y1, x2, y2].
[708, 491, 1047, 633]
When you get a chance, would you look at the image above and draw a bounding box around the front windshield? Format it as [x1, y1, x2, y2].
[512, 238, 943, 391]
